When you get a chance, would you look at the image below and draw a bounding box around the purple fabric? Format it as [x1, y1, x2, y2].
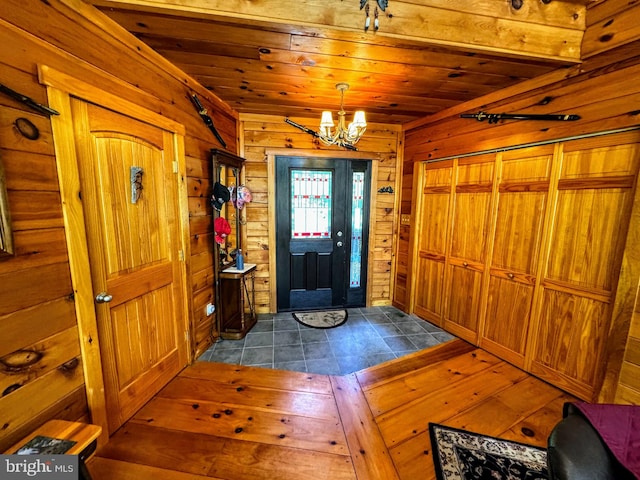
[572, 401, 640, 479]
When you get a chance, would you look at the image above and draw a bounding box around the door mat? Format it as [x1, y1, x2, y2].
[292, 310, 348, 329]
[429, 423, 548, 480]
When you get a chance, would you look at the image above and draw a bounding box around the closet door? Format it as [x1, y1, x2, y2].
[442, 156, 494, 343]
[413, 161, 453, 324]
[480, 146, 553, 367]
[528, 132, 640, 400]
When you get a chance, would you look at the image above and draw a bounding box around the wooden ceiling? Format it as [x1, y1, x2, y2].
[90, 0, 596, 124]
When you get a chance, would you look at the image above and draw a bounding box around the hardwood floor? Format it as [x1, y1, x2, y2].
[88, 339, 576, 479]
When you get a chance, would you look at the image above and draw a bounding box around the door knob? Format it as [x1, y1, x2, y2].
[95, 292, 113, 303]
[336, 241, 343, 247]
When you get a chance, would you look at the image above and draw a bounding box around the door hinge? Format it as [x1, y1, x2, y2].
[178, 250, 185, 261]
[172, 161, 179, 173]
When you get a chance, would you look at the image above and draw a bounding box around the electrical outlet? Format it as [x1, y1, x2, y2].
[206, 303, 215, 316]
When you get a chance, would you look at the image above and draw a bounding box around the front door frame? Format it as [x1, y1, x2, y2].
[40, 65, 191, 445]
[266, 148, 379, 313]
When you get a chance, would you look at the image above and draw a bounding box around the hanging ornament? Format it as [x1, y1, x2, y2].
[364, 4, 370, 32]
[360, 0, 388, 32]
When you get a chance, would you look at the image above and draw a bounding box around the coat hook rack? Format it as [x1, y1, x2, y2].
[460, 111, 581, 124]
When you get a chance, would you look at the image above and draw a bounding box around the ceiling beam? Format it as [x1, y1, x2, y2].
[92, 0, 585, 62]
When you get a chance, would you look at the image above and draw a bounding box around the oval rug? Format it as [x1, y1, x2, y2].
[292, 310, 348, 329]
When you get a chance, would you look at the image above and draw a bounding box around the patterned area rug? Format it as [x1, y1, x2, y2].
[429, 423, 548, 480]
[292, 310, 348, 329]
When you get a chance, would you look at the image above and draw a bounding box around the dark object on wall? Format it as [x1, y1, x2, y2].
[460, 111, 581, 124]
[284, 118, 358, 151]
[14, 117, 40, 140]
[130, 166, 143, 204]
[378, 185, 394, 193]
[547, 402, 637, 480]
[360, 0, 387, 10]
[190, 93, 227, 148]
[0, 82, 59, 116]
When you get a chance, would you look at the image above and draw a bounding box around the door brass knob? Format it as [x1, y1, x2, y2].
[95, 292, 113, 303]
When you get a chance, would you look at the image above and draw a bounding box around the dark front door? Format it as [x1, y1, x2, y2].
[276, 156, 370, 311]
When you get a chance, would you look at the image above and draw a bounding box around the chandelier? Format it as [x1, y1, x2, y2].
[318, 83, 367, 148]
[283, 83, 367, 150]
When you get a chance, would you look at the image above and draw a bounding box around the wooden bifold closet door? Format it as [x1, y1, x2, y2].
[412, 130, 640, 400]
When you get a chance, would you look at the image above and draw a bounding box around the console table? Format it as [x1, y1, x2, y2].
[219, 263, 257, 339]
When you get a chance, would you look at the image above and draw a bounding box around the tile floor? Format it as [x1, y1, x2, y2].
[198, 306, 456, 375]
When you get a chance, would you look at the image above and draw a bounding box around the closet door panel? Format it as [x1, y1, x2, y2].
[414, 255, 445, 323]
[443, 262, 483, 340]
[481, 148, 552, 366]
[419, 193, 450, 254]
[483, 277, 534, 363]
[443, 158, 494, 342]
[530, 289, 609, 399]
[547, 188, 632, 290]
[490, 191, 547, 273]
[529, 135, 640, 400]
[449, 191, 491, 261]
[414, 163, 452, 325]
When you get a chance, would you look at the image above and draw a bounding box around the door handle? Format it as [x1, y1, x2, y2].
[336, 241, 343, 247]
[95, 292, 113, 303]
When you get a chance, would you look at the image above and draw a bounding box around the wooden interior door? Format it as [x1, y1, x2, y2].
[442, 156, 494, 343]
[479, 146, 553, 367]
[413, 161, 453, 325]
[71, 100, 187, 433]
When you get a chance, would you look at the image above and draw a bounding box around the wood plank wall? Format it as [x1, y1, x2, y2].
[0, 0, 237, 450]
[613, 186, 640, 404]
[239, 114, 402, 312]
[398, 38, 640, 402]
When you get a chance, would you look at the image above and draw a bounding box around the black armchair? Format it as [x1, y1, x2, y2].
[547, 403, 637, 480]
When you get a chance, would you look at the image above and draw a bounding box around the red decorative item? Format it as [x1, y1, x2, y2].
[214, 217, 231, 244]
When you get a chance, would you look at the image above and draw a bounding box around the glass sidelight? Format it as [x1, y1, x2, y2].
[350, 171, 365, 288]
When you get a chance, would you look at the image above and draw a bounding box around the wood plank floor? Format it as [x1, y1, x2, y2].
[88, 339, 576, 479]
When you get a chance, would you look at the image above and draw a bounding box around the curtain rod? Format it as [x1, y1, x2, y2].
[424, 126, 640, 164]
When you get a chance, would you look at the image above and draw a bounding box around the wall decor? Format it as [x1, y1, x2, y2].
[130, 166, 143, 204]
[0, 82, 59, 116]
[460, 111, 581, 124]
[190, 93, 226, 148]
[360, 0, 388, 31]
